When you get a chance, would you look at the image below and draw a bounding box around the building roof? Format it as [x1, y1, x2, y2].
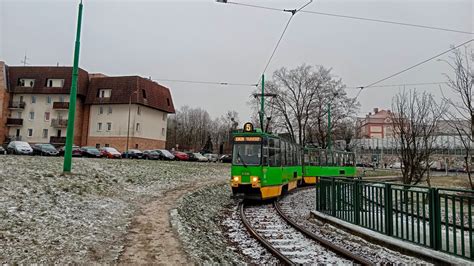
[7, 66, 89, 97]
[85, 76, 175, 113]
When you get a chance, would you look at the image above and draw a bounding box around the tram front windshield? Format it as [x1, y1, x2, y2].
[232, 143, 261, 166]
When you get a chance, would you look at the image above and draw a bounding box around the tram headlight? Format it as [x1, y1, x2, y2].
[251, 176, 259, 183]
[233, 176, 240, 182]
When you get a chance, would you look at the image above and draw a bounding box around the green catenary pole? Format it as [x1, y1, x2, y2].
[63, 0, 83, 173]
[260, 74, 265, 131]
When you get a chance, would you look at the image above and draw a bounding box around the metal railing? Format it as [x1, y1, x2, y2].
[51, 118, 68, 128]
[316, 177, 474, 260]
[8, 101, 26, 109]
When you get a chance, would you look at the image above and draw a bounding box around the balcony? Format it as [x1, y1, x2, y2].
[50, 136, 66, 144]
[51, 118, 68, 128]
[8, 101, 26, 109]
[6, 135, 22, 142]
[6, 118, 23, 126]
[53, 102, 69, 110]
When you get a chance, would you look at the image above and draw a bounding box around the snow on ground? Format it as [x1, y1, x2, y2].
[0, 156, 229, 263]
[172, 184, 279, 264]
[280, 188, 430, 264]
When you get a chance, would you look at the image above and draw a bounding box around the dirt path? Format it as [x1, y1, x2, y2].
[118, 179, 226, 264]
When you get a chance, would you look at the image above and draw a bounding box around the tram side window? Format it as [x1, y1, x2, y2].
[262, 137, 269, 166]
[304, 149, 309, 166]
[297, 147, 301, 165]
[281, 141, 286, 166]
[268, 138, 281, 167]
[320, 150, 327, 166]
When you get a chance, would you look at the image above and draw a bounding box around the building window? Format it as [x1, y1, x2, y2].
[44, 112, 50, 121]
[136, 123, 140, 132]
[135, 144, 139, 149]
[29, 112, 35, 120]
[97, 122, 102, 131]
[99, 106, 104, 115]
[28, 129, 33, 137]
[59, 95, 65, 103]
[162, 113, 166, 121]
[142, 89, 147, 99]
[46, 79, 64, 88]
[18, 78, 35, 87]
[47, 96, 52, 104]
[108, 106, 112, 114]
[98, 89, 111, 98]
[105, 144, 110, 147]
[96, 143, 100, 149]
[42, 129, 48, 138]
[161, 127, 165, 136]
[106, 122, 112, 131]
[17, 112, 22, 119]
[137, 106, 141, 115]
[31, 95, 36, 104]
[167, 98, 170, 106]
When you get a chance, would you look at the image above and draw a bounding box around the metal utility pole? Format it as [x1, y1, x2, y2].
[260, 74, 265, 131]
[63, 0, 83, 173]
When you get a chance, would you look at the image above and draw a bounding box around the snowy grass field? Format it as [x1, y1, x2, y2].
[0, 155, 229, 263]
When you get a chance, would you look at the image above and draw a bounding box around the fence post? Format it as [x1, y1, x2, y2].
[353, 179, 360, 225]
[429, 188, 441, 250]
[331, 177, 336, 216]
[384, 183, 393, 236]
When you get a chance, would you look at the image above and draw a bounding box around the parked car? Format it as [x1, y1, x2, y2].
[204, 153, 219, 163]
[389, 162, 402, 169]
[32, 143, 59, 156]
[80, 146, 102, 158]
[7, 141, 33, 155]
[172, 151, 189, 161]
[194, 153, 209, 162]
[186, 152, 199, 162]
[58, 145, 82, 157]
[219, 154, 232, 163]
[156, 149, 175, 160]
[143, 150, 161, 160]
[122, 149, 144, 159]
[0, 146, 6, 155]
[100, 147, 122, 159]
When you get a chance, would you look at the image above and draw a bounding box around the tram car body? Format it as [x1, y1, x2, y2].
[302, 148, 356, 184]
[230, 122, 356, 200]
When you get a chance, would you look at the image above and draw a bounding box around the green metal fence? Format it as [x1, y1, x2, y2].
[316, 177, 474, 260]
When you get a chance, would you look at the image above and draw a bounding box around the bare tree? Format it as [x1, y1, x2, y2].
[391, 90, 446, 185]
[251, 64, 358, 146]
[442, 47, 474, 189]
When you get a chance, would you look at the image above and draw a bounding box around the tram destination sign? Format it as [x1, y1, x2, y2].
[234, 136, 261, 142]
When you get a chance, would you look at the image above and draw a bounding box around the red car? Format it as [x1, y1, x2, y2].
[172, 151, 189, 161]
[100, 147, 122, 159]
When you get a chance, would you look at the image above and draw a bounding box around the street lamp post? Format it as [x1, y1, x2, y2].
[63, 0, 83, 173]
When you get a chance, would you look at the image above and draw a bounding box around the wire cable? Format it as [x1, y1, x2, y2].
[361, 39, 473, 90]
[154, 78, 257, 87]
[346, 81, 448, 89]
[300, 10, 474, 35]
[224, 1, 473, 35]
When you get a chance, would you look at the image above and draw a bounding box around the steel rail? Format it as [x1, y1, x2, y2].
[274, 193, 371, 265]
[238, 201, 294, 265]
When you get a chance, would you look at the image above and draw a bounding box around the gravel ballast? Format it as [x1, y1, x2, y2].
[0, 156, 229, 263]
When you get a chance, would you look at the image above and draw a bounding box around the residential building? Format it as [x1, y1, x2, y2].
[356, 108, 394, 139]
[0, 61, 175, 150]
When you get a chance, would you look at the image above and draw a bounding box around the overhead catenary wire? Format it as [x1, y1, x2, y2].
[256, 0, 313, 85]
[345, 81, 448, 89]
[154, 78, 257, 87]
[360, 39, 473, 90]
[225, 1, 473, 35]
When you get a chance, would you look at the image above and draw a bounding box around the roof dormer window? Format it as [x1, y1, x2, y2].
[18, 78, 35, 87]
[46, 79, 65, 88]
[97, 89, 112, 98]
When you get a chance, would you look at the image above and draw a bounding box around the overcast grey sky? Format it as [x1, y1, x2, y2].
[1, 0, 473, 122]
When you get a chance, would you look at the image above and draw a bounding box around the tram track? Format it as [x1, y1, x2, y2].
[238, 189, 371, 265]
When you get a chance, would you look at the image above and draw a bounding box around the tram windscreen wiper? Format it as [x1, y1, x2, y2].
[237, 151, 248, 168]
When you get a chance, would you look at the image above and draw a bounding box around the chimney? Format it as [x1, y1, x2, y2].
[374, 108, 379, 114]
